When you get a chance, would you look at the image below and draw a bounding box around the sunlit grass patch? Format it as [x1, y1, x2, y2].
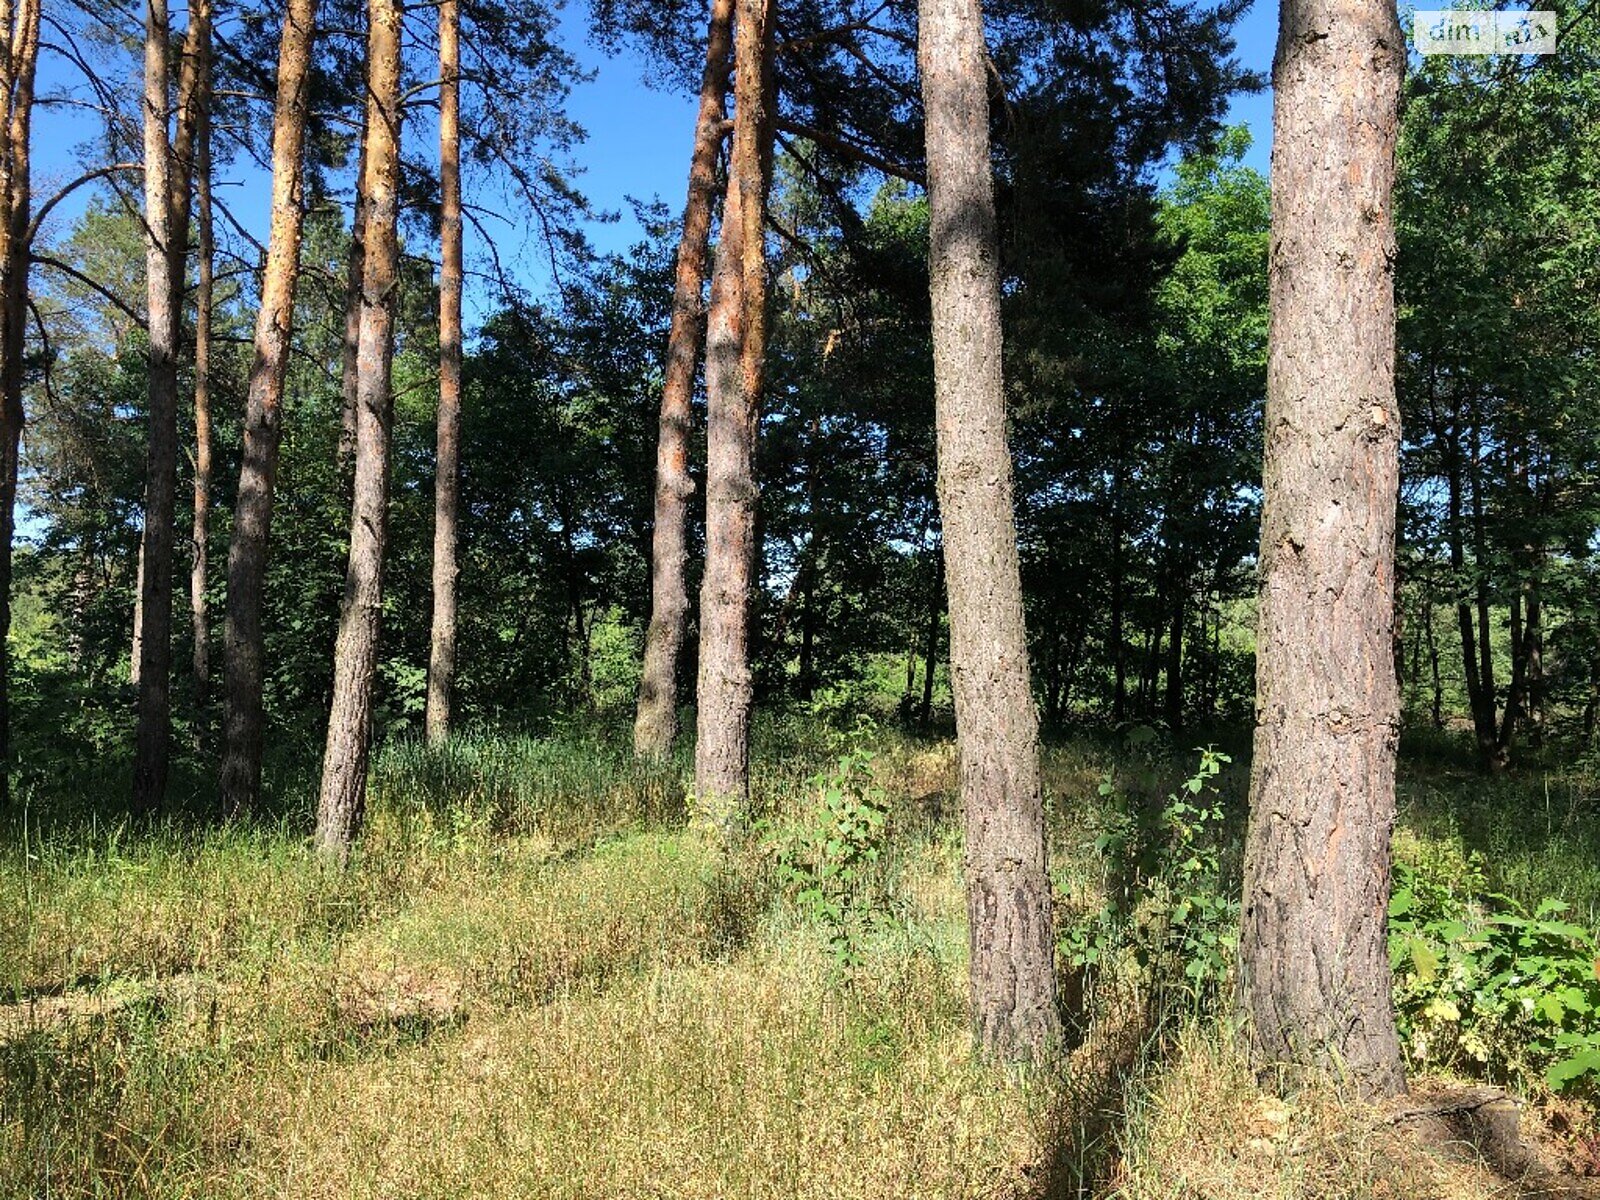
[335, 829, 765, 1012]
[0, 822, 384, 999]
[262, 941, 1047, 1200]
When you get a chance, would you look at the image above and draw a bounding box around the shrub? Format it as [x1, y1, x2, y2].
[1389, 838, 1600, 1094]
[1062, 747, 1239, 1013]
[763, 745, 895, 970]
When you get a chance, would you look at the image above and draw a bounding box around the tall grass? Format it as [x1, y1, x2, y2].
[1, 722, 1595, 1197]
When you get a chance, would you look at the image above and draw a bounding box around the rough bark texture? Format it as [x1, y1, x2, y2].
[0, 0, 39, 808]
[217, 0, 319, 816]
[316, 0, 401, 860]
[132, 0, 180, 814]
[633, 0, 735, 759]
[338, 127, 367, 477]
[424, 0, 462, 745]
[919, 0, 1061, 1064]
[692, 0, 773, 833]
[1238, 0, 1406, 1099]
[186, 0, 213, 711]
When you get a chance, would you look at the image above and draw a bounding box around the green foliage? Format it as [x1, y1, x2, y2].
[1389, 839, 1600, 1095]
[1063, 747, 1238, 1009]
[765, 744, 895, 971]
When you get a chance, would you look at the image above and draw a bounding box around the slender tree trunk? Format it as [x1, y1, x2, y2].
[132, 0, 181, 814]
[635, 0, 736, 758]
[186, 0, 213, 712]
[131, 530, 145, 685]
[1525, 569, 1545, 747]
[1424, 577, 1443, 729]
[1447, 415, 1492, 750]
[217, 0, 319, 817]
[316, 0, 402, 859]
[131, 0, 205, 794]
[424, 0, 462, 745]
[338, 127, 367, 477]
[1468, 415, 1504, 771]
[1238, 0, 1406, 1097]
[0, 0, 39, 808]
[1109, 455, 1127, 723]
[1165, 581, 1183, 731]
[1499, 586, 1526, 754]
[921, 546, 941, 728]
[798, 555, 816, 699]
[693, 0, 774, 834]
[920, 0, 1061, 1063]
[1142, 618, 1162, 719]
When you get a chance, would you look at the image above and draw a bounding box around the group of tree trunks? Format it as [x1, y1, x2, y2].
[110, 0, 464, 847]
[632, 0, 1410, 1087]
[0, 0, 1412, 1092]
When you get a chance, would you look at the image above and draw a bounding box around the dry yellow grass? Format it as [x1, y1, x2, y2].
[1103, 1023, 1536, 1200]
[6, 734, 1593, 1200]
[0, 817, 1052, 1200]
[255, 945, 1046, 1200]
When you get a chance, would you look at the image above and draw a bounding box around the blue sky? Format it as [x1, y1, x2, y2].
[27, 0, 1281, 301]
[562, 0, 1280, 263]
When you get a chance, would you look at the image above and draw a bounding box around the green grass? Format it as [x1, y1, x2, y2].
[0, 723, 1594, 1197]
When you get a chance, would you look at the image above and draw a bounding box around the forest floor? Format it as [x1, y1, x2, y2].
[1, 723, 1597, 1198]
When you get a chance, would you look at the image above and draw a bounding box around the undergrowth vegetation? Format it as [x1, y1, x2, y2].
[1, 719, 1596, 1196]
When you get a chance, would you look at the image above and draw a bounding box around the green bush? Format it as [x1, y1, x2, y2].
[1062, 746, 1239, 1011]
[762, 745, 895, 970]
[1389, 839, 1600, 1093]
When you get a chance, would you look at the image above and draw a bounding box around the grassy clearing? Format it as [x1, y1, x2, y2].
[1, 725, 1595, 1197]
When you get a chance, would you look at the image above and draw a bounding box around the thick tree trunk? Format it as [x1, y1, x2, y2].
[692, 0, 773, 834]
[634, 0, 735, 758]
[186, 0, 213, 713]
[424, 0, 462, 745]
[920, 0, 1061, 1064]
[1238, 0, 1406, 1098]
[0, 0, 39, 808]
[316, 0, 401, 860]
[132, 0, 181, 814]
[217, 0, 319, 817]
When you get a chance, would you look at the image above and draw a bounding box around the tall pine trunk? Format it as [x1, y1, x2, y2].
[186, 0, 213, 712]
[634, 0, 735, 758]
[338, 129, 368, 476]
[316, 0, 401, 859]
[692, 0, 773, 833]
[217, 0, 319, 816]
[0, 0, 39, 808]
[132, 0, 181, 813]
[1238, 0, 1405, 1097]
[920, 0, 1060, 1063]
[424, 0, 463, 744]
